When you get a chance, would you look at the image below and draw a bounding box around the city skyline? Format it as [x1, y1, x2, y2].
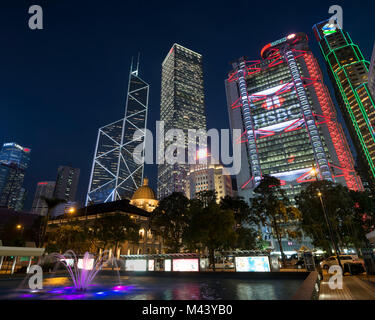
[1, 1, 374, 210]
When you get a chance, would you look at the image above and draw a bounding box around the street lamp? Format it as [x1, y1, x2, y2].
[66, 206, 76, 223]
[16, 224, 22, 230]
[310, 163, 343, 270]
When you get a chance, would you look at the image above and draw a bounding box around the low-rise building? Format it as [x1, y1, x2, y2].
[47, 199, 162, 257]
[185, 152, 233, 202]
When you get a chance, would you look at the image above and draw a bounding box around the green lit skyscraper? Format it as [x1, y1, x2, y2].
[313, 20, 375, 188]
[157, 44, 207, 199]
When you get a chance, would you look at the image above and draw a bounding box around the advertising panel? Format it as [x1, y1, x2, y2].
[125, 259, 147, 271]
[60, 259, 74, 267]
[165, 259, 171, 271]
[148, 259, 155, 271]
[77, 258, 94, 270]
[172, 259, 199, 272]
[235, 256, 270, 272]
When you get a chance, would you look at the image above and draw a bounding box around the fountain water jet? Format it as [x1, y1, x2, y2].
[51, 250, 110, 292]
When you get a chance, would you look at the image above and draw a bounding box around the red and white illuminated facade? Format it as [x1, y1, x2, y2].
[225, 32, 363, 202]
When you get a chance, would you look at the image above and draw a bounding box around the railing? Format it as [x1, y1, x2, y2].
[291, 271, 320, 300]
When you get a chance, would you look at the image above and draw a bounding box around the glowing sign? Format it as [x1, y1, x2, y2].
[270, 37, 287, 47]
[148, 260, 155, 271]
[125, 259, 147, 271]
[165, 259, 171, 271]
[77, 258, 94, 270]
[322, 23, 337, 35]
[2, 143, 30, 152]
[235, 256, 270, 272]
[60, 259, 74, 267]
[261, 96, 285, 110]
[172, 259, 199, 272]
[200, 258, 209, 270]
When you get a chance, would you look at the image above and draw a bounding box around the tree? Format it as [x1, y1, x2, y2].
[46, 224, 92, 253]
[220, 195, 260, 250]
[150, 192, 190, 253]
[252, 175, 302, 267]
[296, 181, 375, 255]
[183, 198, 237, 271]
[92, 212, 140, 255]
[39, 197, 66, 247]
[0, 218, 26, 247]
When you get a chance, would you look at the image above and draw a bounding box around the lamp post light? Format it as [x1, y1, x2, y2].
[66, 206, 76, 223]
[310, 164, 343, 271]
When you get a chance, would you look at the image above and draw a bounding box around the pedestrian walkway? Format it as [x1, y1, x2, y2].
[319, 272, 375, 300]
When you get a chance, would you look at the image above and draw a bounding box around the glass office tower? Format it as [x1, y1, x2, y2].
[54, 166, 80, 202]
[87, 60, 149, 204]
[225, 33, 362, 203]
[0, 142, 31, 209]
[31, 181, 56, 215]
[157, 44, 207, 200]
[313, 20, 375, 189]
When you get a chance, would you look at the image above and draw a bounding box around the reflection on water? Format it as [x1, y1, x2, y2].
[43, 276, 71, 287]
[1, 275, 303, 300]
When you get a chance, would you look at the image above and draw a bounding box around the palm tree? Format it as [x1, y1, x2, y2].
[38, 196, 66, 248]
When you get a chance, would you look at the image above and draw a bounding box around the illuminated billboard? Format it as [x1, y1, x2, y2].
[172, 259, 199, 272]
[235, 256, 270, 272]
[125, 259, 147, 271]
[165, 259, 171, 271]
[148, 260, 155, 271]
[77, 258, 94, 270]
[60, 259, 74, 267]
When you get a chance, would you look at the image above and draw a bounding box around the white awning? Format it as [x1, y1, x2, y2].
[0, 246, 45, 257]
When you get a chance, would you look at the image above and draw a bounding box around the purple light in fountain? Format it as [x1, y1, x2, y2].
[113, 286, 127, 290]
[51, 250, 109, 292]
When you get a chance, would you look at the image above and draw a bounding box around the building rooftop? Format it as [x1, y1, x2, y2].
[51, 198, 150, 220]
[131, 178, 156, 200]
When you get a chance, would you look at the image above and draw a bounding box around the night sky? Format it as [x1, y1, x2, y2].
[1, 0, 374, 210]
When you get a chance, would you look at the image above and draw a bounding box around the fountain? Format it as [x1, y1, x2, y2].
[51, 250, 110, 292]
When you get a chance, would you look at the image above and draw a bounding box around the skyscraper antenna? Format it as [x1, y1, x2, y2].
[130, 54, 139, 76]
[136, 52, 140, 74]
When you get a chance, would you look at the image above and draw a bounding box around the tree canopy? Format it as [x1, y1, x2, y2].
[295, 180, 375, 254]
[251, 175, 302, 266]
[91, 212, 140, 254]
[150, 192, 190, 253]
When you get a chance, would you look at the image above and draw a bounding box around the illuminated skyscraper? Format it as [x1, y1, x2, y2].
[31, 181, 56, 216]
[313, 20, 375, 188]
[185, 151, 233, 203]
[87, 59, 149, 204]
[225, 33, 362, 203]
[0, 142, 31, 209]
[54, 166, 80, 202]
[368, 43, 375, 99]
[157, 44, 207, 199]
